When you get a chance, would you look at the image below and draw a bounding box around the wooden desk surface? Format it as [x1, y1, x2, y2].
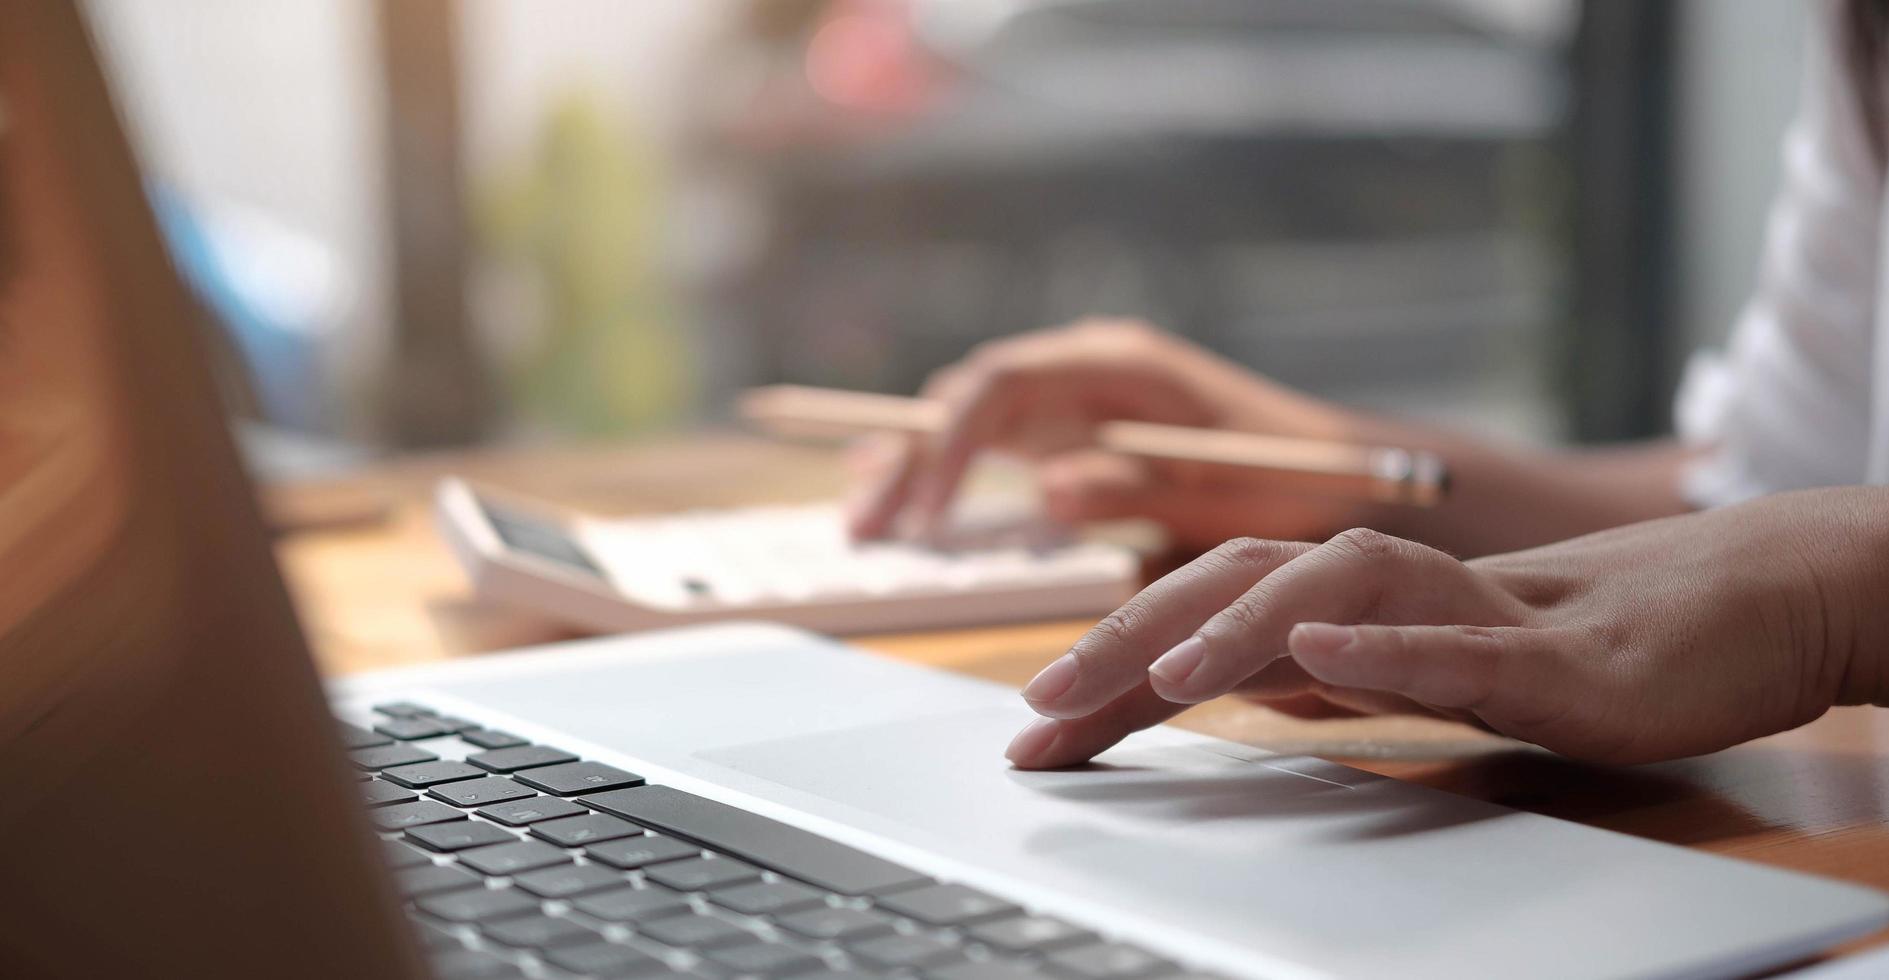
[274, 434, 1889, 960]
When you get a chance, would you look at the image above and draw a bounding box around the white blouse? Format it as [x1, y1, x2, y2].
[1677, 0, 1889, 505]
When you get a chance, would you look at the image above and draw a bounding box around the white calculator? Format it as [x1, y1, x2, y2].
[435, 478, 1140, 636]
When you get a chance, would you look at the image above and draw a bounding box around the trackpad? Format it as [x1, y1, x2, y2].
[696, 706, 1360, 856]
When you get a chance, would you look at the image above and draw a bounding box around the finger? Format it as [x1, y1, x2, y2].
[844, 433, 925, 540]
[1145, 529, 1501, 705]
[1286, 621, 1561, 723]
[1021, 537, 1313, 719]
[1005, 684, 1185, 769]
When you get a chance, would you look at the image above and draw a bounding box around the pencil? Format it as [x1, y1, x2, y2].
[740, 384, 1450, 508]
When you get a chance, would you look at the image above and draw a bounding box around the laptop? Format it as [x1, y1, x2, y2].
[2, 5, 1885, 978]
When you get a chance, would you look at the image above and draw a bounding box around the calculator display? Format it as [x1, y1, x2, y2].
[479, 499, 605, 578]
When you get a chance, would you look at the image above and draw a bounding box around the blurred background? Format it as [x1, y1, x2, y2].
[82, 0, 1807, 478]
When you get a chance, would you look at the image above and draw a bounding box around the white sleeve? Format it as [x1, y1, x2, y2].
[1675, 0, 1883, 507]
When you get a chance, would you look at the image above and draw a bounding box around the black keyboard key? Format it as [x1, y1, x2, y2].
[376, 701, 438, 718]
[543, 942, 670, 978]
[478, 796, 587, 827]
[637, 912, 754, 950]
[776, 908, 895, 942]
[583, 786, 930, 896]
[376, 716, 457, 740]
[931, 962, 1043, 980]
[434, 715, 481, 733]
[878, 883, 1018, 926]
[351, 744, 438, 771]
[1045, 944, 1170, 980]
[458, 840, 571, 876]
[643, 856, 760, 892]
[467, 745, 576, 774]
[462, 729, 529, 750]
[372, 799, 468, 831]
[430, 947, 522, 979]
[362, 779, 418, 808]
[704, 942, 824, 976]
[529, 813, 642, 847]
[512, 761, 644, 796]
[410, 917, 464, 950]
[399, 864, 484, 897]
[847, 934, 961, 970]
[583, 835, 699, 870]
[406, 820, 517, 853]
[511, 863, 626, 899]
[430, 777, 536, 809]
[339, 721, 394, 749]
[570, 885, 691, 922]
[710, 880, 827, 917]
[967, 916, 1093, 954]
[382, 760, 486, 789]
[384, 840, 435, 870]
[417, 887, 541, 925]
[481, 913, 600, 950]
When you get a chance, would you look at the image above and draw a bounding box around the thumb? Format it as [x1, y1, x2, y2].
[1286, 621, 1562, 723]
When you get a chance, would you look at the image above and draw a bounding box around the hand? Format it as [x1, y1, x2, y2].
[1004, 487, 1889, 768]
[845, 319, 1371, 548]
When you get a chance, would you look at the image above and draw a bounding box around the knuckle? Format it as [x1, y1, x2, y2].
[1215, 536, 1284, 568]
[1079, 607, 1144, 657]
[1327, 526, 1398, 564]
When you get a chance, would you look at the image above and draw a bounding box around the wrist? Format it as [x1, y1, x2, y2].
[1792, 487, 1889, 706]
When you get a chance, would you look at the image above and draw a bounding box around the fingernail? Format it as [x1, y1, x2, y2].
[1022, 654, 1080, 705]
[1148, 635, 1207, 689]
[1290, 622, 1356, 656]
[1005, 716, 1061, 764]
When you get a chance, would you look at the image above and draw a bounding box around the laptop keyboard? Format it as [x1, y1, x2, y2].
[341, 703, 1228, 980]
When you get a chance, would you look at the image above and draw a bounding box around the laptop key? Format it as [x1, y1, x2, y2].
[513, 761, 645, 796]
[637, 912, 755, 949]
[429, 947, 522, 979]
[583, 786, 931, 895]
[529, 813, 643, 847]
[584, 835, 700, 870]
[407, 820, 517, 853]
[510, 863, 626, 900]
[643, 856, 760, 892]
[410, 917, 464, 950]
[430, 776, 537, 809]
[375, 701, 438, 718]
[878, 883, 1018, 926]
[847, 934, 961, 970]
[481, 913, 600, 949]
[417, 887, 542, 924]
[362, 779, 419, 808]
[967, 916, 1093, 954]
[776, 908, 896, 942]
[338, 721, 393, 749]
[462, 729, 529, 750]
[372, 799, 468, 831]
[351, 743, 438, 771]
[383, 760, 487, 789]
[709, 879, 827, 917]
[1045, 943, 1171, 980]
[466, 745, 577, 773]
[384, 840, 435, 870]
[458, 839, 571, 876]
[570, 884, 692, 922]
[930, 962, 1043, 980]
[399, 864, 484, 897]
[430, 947, 523, 979]
[543, 942, 671, 978]
[703, 942, 825, 976]
[376, 716, 458, 740]
[478, 796, 587, 827]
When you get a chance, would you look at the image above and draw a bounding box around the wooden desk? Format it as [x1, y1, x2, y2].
[274, 434, 1889, 959]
